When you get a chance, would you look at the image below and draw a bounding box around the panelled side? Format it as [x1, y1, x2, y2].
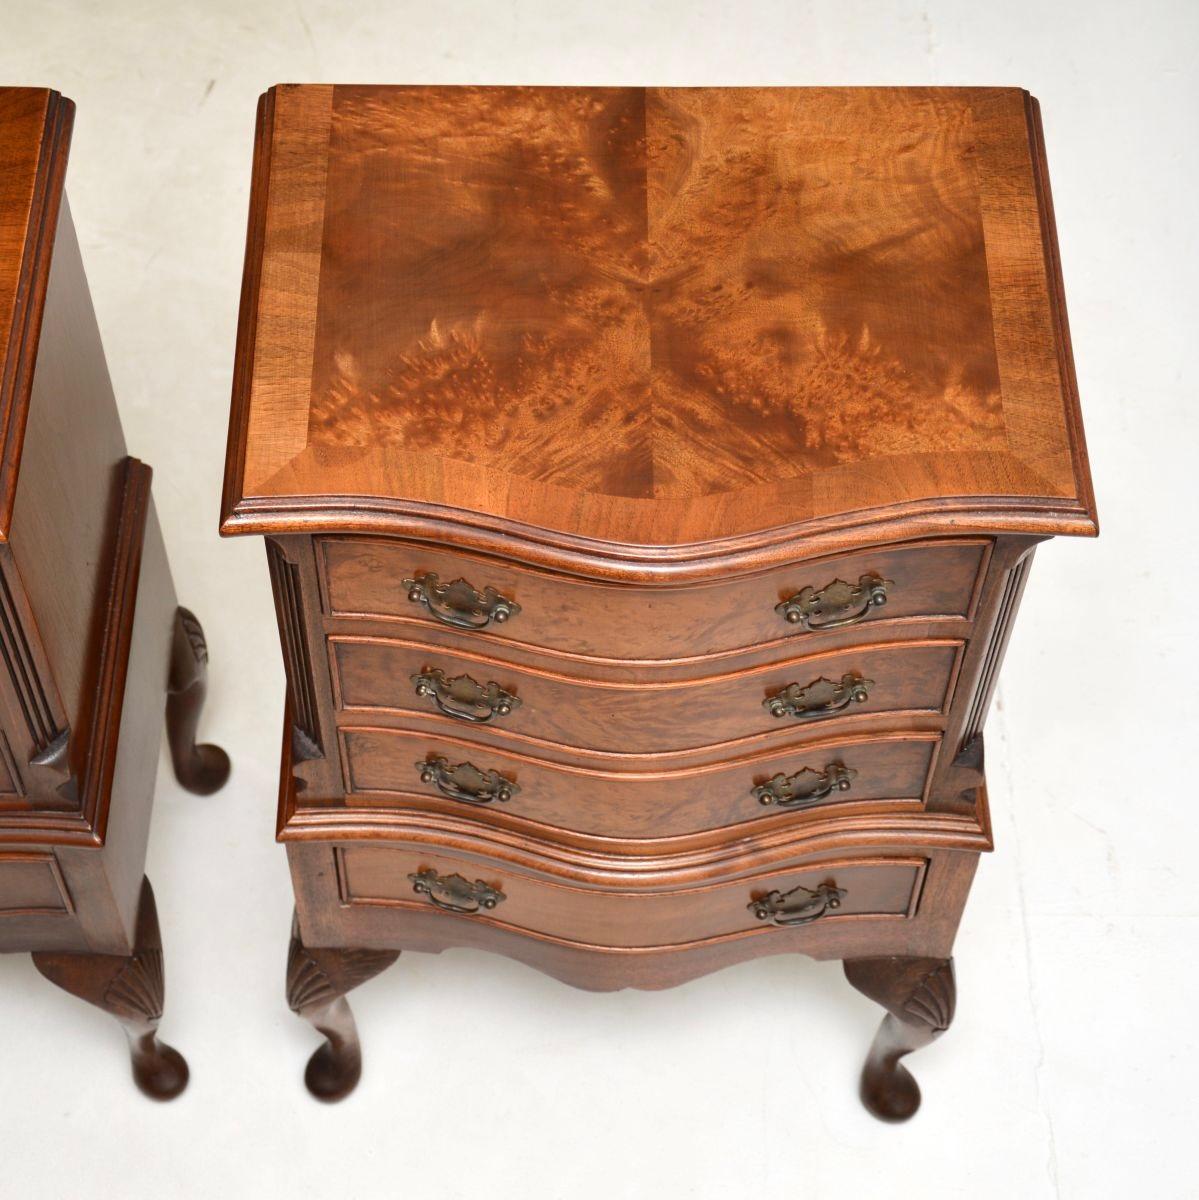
[5, 197, 129, 809]
[267, 533, 342, 800]
[926, 534, 1041, 814]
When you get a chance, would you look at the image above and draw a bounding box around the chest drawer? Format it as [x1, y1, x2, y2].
[340, 727, 938, 839]
[0, 852, 73, 918]
[335, 844, 926, 949]
[331, 637, 961, 756]
[319, 537, 988, 663]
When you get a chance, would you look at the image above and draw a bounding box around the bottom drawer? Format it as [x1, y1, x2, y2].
[334, 845, 926, 950]
[0, 851, 73, 917]
[0, 850, 79, 954]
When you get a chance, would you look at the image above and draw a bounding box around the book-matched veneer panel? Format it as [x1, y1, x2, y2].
[320, 536, 989, 662]
[223, 88, 1097, 550]
[339, 726, 939, 840]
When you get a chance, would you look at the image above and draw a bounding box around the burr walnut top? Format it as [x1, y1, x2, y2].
[0, 88, 72, 541]
[221, 85, 1096, 569]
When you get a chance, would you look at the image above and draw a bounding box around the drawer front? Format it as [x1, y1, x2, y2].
[331, 637, 960, 755]
[0, 852, 72, 916]
[320, 537, 987, 662]
[336, 845, 926, 949]
[341, 727, 938, 838]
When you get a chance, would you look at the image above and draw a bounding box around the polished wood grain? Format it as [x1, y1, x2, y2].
[338, 844, 924, 948]
[223, 85, 1096, 567]
[0, 90, 49, 387]
[0, 87, 70, 536]
[326, 596, 974, 690]
[321, 536, 988, 663]
[306, 87, 1005, 499]
[331, 635, 961, 756]
[340, 727, 939, 840]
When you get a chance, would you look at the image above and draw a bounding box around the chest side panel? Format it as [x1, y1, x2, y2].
[6, 200, 129, 800]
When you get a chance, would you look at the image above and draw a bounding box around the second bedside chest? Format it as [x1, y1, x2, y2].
[0, 87, 230, 1098]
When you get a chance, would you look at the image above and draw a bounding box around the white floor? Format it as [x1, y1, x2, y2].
[0, 2, 1194, 1197]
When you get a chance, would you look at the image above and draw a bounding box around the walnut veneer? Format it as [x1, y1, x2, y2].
[222, 85, 1095, 1117]
[0, 88, 229, 1099]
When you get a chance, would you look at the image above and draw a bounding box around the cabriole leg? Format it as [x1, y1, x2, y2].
[32, 877, 188, 1100]
[166, 606, 231, 795]
[843, 956, 955, 1122]
[286, 915, 399, 1102]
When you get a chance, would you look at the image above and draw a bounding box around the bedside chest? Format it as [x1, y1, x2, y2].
[0, 89, 229, 1098]
[221, 85, 1096, 1117]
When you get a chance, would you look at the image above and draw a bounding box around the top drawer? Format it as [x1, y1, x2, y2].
[319, 537, 988, 663]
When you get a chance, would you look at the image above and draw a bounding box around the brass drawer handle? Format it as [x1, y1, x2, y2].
[764, 673, 872, 720]
[408, 869, 506, 915]
[753, 763, 857, 809]
[410, 669, 521, 723]
[749, 882, 846, 927]
[403, 571, 520, 630]
[776, 573, 891, 630]
[416, 756, 519, 805]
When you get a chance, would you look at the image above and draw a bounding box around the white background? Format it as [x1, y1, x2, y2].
[0, 1, 1194, 1197]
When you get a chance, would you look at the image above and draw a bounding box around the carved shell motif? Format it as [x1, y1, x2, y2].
[104, 948, 165, 1024]
[903, 961, 956, 1032]
[285, 936, 399, 1014]
[178, 608, 209, 665]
